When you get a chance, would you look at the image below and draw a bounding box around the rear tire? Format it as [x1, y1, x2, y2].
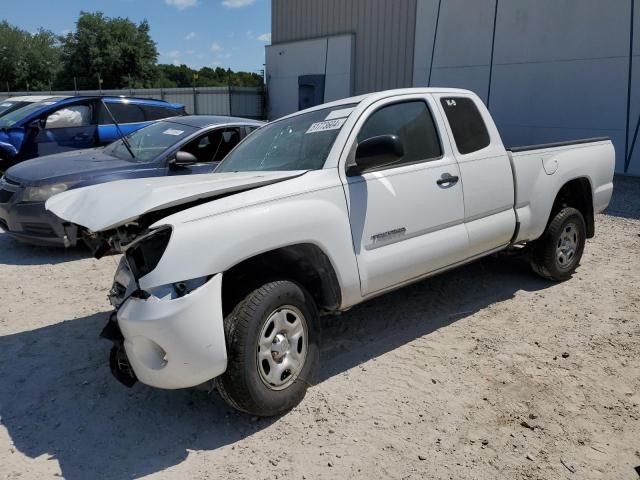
[215, 280, 319, 416]
[530, 207, 586, 281]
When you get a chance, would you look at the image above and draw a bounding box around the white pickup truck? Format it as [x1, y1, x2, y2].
[47, 88, 615, 416]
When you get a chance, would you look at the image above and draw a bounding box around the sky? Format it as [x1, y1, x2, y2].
[3, 0, 271, 73]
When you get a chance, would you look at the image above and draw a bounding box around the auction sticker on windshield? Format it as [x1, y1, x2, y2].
[306, 118, 347, 134]
[163, 129, 184, 136]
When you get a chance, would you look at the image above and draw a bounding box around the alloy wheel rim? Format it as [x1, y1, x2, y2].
[256, 305, 308, 391]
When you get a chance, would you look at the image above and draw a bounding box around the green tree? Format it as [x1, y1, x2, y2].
[0, 21, 60, 91]
[154, 64, 263, 88]
[58, 11, 158, 89]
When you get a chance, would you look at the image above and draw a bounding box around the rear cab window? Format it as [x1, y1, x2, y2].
[440, 97, 490, 154]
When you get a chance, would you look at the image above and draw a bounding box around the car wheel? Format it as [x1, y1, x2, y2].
[215, 280, 319, 416]
[530, 207, 586, 281]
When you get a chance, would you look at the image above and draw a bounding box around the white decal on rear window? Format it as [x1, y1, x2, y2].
[306, 118, 347, 134]
[162, 129, 184, 136]
[0, 103, 12, 107]
[325, 108, 354, 121]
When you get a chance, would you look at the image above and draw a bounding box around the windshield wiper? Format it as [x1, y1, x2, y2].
[100, 99, 135, 160]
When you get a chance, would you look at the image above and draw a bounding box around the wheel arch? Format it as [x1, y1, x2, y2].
[221, 243, 342, 317]
[548, 177, 594, 238]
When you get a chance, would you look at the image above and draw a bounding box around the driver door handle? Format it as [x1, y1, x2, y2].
[437, 175, 459, 186]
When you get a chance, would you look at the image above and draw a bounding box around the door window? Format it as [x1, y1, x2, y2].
[440, 97, 490, 154]
[142, 105, 177, 121]
[244, 125, 259, 136]
[180, 127, 243, 163]
[98, 102, 145, 125]
[357, 100, 442, 167]
[44, 105, 92, 129]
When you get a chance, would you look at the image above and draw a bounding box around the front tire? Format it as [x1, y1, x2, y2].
[530, 207, 586, 281]
[215, 280, 319, 416]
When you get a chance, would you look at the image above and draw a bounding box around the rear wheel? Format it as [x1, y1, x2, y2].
[530, 207, 586, 281]
[215, 280, 319, 416]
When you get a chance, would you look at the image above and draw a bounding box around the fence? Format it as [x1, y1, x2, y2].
[0, 86, 266, 119]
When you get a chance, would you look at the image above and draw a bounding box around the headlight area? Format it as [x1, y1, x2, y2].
[21, 182, 77, 202]
[124, 225, 173, 280]
[121, 226, 212, 303]
[146, 276, 213, 301]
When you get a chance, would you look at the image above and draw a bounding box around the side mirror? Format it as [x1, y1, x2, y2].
[348, 134, 404, 176]
[169, 150, 198, 167]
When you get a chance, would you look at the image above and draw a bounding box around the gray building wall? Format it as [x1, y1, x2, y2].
[271, 0, 639, 174]
[271, 0, 417, 95]
[414, 0, 639, 175]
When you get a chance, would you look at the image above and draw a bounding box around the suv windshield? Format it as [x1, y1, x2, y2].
[0, 101, 29, 117]
[0, 100, 60, 128]
[104, 120, 198, 162]
[215, 105, 356, 173]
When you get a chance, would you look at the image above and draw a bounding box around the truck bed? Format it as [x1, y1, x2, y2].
[506, 137, 615, 244]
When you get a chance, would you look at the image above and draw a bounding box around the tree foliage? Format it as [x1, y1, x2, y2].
[58, 12, 158, 89]
[0, 13, 264, 92]
[0, 21, 61, 91]
[156, 65, 263, 88]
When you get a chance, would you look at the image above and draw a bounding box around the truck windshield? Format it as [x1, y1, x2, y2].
[216, 104, 356, 172]
[103, 120, 198, 162]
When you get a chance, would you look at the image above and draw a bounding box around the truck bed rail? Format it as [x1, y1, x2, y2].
[508, 137, 610, 153]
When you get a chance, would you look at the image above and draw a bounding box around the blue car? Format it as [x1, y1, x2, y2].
[0, 115, 263, 247]
[0, 95, 186, 173]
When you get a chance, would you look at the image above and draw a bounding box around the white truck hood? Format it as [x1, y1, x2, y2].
[46, 171, 306, 232]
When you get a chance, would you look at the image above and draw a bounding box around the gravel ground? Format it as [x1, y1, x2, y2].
[0, 177, 638, 480]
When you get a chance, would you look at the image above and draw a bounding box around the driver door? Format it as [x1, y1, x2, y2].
[341, 95, 469, 296]
[30, 101, 97, 158]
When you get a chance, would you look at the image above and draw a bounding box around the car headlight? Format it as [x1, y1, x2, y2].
[22, 182, 76, 202]
[125, 226, 173, 280]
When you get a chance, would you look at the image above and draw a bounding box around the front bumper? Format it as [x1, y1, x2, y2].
[0, 195, 78, 247]
[115, 273, 228, 389]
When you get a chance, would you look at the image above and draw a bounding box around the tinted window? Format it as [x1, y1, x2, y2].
[142, 105, 176, 121]
[440, 97, 490, 154]
[357, 100, 442, 167]
[99, 103, 145, 124]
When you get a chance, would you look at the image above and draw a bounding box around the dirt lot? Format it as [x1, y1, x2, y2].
[0, 177, 638, 480]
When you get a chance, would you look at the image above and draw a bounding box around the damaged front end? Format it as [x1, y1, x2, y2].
[99, 225, 174, 388]
[99, 225, 227, 390]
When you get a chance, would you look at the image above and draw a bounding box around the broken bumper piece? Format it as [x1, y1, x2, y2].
[110, 273, 228, 390]
[101, 313, 138, 388]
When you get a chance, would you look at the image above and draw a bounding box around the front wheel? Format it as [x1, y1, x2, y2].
[530, 207, 586, 281]
[215, 280, 319, 416]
